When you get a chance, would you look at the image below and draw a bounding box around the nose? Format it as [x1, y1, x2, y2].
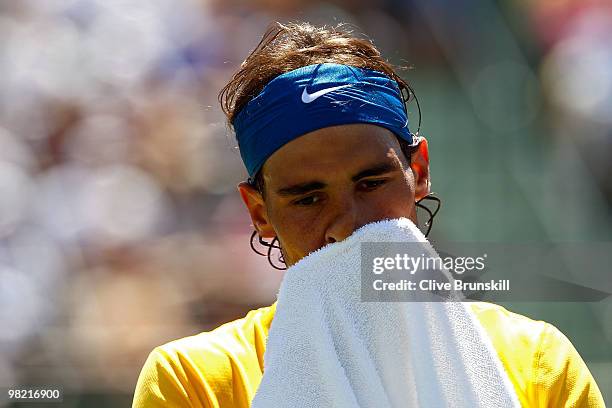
[324, 199, 358, 244]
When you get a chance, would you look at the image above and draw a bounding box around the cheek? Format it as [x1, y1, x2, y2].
[267, 206, 324, 256]
[366, 170, 416, 211]
[402, 167, 417, 193]
[369, 181, 416, 219]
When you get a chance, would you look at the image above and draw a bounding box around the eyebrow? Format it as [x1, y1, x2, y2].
[275, 162, 398, 197]
[350, 163, 397, 182]
[276, 181, 327, 197]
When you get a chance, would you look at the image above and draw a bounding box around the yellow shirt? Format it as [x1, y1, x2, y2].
[133, 302, 605, 407]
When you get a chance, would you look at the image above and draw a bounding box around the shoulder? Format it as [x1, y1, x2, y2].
[157, 302, 276, 367]
[469, 302, 605, 407]
[132, 303, 276, 408]
[469, 301, 548, 353]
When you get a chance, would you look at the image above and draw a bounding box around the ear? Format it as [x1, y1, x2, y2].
[409, 137, 430, 201]
[237, 182, 276, 238]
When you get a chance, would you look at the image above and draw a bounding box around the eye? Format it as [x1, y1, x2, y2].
[292, 195, 321, 206]
[358, 179, 388, 190]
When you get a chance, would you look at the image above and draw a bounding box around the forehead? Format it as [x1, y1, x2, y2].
[261, 124, 403, 185]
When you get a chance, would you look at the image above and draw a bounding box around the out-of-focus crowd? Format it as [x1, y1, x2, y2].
[0, 0, 610, 405]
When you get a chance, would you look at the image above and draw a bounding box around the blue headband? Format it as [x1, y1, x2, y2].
[233, 63, 415, 177]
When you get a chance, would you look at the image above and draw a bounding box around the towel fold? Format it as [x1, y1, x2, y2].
[251, 218, 520, 408]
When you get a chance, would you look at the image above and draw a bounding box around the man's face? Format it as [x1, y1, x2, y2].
[239, 123, 430, 267]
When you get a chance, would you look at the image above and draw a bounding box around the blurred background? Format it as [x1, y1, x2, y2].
[0, 0, 610, 406]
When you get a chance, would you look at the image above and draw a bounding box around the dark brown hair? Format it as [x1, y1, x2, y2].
[218, 21, 418, 194]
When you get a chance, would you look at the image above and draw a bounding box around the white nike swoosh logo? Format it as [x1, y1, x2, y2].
[301, 84, 352, 103]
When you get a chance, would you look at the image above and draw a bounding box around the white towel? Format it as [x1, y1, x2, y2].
[251, 218, 520, 408]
